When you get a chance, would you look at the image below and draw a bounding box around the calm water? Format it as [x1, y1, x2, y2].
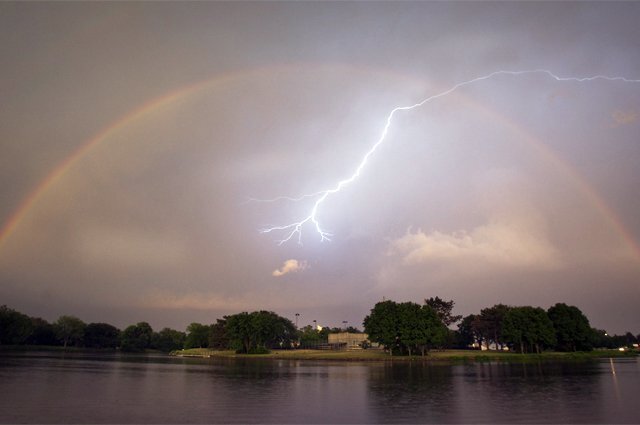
[0, 352, 637, 423]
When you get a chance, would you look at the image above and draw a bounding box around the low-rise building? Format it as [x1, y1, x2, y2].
[328, 332, 369, 349]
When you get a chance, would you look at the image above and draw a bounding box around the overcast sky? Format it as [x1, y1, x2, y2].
[1, 2, 639, 334]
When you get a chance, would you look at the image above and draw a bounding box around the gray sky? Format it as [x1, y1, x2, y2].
[1, 2, 639, 334]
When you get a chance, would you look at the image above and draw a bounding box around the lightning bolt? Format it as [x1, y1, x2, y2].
[256, 69, 640, 245]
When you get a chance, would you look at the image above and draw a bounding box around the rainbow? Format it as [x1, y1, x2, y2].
[0, 64, 287, 249]
[1, 63, 639, 262]
[462, 94, 640, 261]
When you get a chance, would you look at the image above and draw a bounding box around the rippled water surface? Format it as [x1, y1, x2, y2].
[0, 352, 637, 423]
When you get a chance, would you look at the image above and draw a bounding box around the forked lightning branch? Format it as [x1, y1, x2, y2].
[252, 70, 640, 246]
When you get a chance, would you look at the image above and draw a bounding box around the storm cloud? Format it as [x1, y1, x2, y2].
[0, 2, 639, 333]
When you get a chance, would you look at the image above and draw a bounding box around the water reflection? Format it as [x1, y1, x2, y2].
[598, 357, 638, 421]
[453, 361, 608, 423]
[0, 352, 637, 423]
[366, 362, 455, 423]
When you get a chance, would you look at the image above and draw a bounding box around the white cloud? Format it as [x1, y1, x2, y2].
[611, 109, 638, 127]
[387, 169, 562, 270]
[389, 220, 560, 270]
[272, 259, 308, 277]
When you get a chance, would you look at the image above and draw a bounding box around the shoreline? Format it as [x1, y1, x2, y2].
[170, 348, 638, 363]
[2, 346, 636, 363]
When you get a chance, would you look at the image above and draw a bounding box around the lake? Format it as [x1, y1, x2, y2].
[0, 351, 637, 423]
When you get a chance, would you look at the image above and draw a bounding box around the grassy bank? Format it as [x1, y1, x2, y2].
[170, 348, 638, 362]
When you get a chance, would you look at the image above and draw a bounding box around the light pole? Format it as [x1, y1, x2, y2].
[295, 313, 300, 329]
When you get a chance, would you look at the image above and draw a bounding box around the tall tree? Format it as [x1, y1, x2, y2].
[397, 302, 427, 356]
[547, 303, 592, 351]
[135, 322, 154, 347]
[418, 304, 449, 355]
[185, 323, 211, 349]
[0, 305, 34, 345]
[503, 307, 555, 353]
[252, 311, 297, 349]
[364, 300, 448, 356]
[424, 297, 462, 327]
[457, 314, 480, 348]
[363, 300, 401, 355]
[120, 322, 154, 352]
[26, 317, 57, 346]
[208, 319, 229, 350]
[152, 328, 186, 352]
[54, 315, 86, 348]
[590, 328, 612, 349]
[226, 311, 296, 354]
[84, 323, 120, 349]
[624, 332, 637, 346]
[477, 304, 512, 350]
[226, 312, 253, 353]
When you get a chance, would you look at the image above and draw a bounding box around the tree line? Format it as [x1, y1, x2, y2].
[364, 297, 639, 355]
[0, 305, 187, 352]
[0, 305, 312, 353]
[1, 301, 638, 355]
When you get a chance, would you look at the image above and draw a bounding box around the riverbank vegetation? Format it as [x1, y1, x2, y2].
[1, 300, 638, 357]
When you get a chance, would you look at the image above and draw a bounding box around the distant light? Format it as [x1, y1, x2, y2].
[618, 347, 626, 351]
